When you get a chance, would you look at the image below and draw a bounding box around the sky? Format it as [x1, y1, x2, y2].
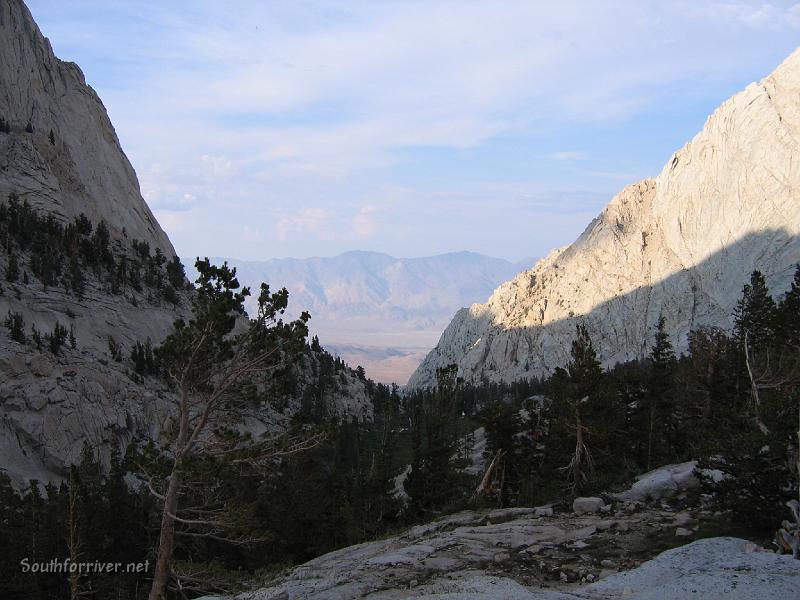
[25, 1, 800, 262]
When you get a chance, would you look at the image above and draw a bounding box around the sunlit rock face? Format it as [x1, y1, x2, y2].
[408, 48, 800, 389]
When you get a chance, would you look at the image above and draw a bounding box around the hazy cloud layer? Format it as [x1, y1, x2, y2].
[27, 0, 800, 260]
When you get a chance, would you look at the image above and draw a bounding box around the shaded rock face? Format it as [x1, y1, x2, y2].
[0, 0, 186, 486]
[0, 0, 172, 253]
[0, 342, 175, 487]
[408, 48, 800, 389]
[0, 1, 371, 486]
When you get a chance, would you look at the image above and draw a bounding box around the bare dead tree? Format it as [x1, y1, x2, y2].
[562, 396, 594, 495]
[743, 331, 772, 435]
[744, 333, 800, 503]
[743, 332, 800, 557]
[473, 449, 506, 500]
[67, 467, 88, 600]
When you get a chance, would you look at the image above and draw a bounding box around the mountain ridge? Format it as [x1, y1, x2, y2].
[408, 47, 800, 389]
[184, 250, 534, 383]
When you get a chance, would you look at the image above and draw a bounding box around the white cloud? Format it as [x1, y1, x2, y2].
[27, 0, 800, 260]
[241, 225, 261, 243]
[153, 209, 191, 234]
[93, 0, 796, 181]
[691, 2, 800, 30]
[275, 208, 334, 241]
[351, 205, 380, 238]
[201, 155, 233, 176]
[551, 151, 587, 161]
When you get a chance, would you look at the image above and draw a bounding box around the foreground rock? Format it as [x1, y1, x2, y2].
[614, 461, 726, 504]
[408, 47, 800, 389]
[205, 506, 798, 600]
[199, 466, 796, 598]
[572, 497, 605, 515]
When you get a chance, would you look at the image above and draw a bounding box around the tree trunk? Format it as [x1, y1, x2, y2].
[646, 404, 654, 472]
[743, 331, 769, 435]
[69, 470, 80, 600]
[573, 403, 583, 494]
[148, 467, 181, 600]
[149, 387, 190, 600]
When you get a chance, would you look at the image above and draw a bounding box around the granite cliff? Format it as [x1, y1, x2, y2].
[0, 0, 370, 486]
[0, 0, 172, 253]
[408, 48, 800, 389]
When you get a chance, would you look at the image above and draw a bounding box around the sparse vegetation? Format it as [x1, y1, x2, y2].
[4, 310, 25, 343]
[45, 321, 69, 354]
[0, 193, 187, 305]
[130, 338, 157, 376]
[5, 252, 19, 282]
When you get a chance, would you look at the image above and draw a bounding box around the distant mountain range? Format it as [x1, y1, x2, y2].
[184, 251, 534, 384]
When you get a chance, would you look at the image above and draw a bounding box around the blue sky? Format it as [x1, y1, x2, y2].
[26, 1, 800, 262]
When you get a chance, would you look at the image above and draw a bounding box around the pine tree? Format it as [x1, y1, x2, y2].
[146, 258, 313, 600]
[404, 365, 463, 517]
[564, 324, 602, 494]
[68, 255, 84, 297]
[90, 220, 113, 268]
[777, 265, 800, 348]
[734, 270, 778, 348]
[733, 270, 781, 434]
[540, 324, 624, 497]
[482, 400, 523, 506]
[31, 324, 42, 350]
[166, 255, 186, 288]
[4, 310, 25, 343]
[46, 322, 68, 354]
[0, 473, 29, 597]
[643, 316, 678, 468]
[5, 252, 19, 282]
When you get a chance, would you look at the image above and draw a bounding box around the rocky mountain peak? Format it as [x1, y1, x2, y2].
[408, 47, 800, 389]
[0, 0, 173, 254]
